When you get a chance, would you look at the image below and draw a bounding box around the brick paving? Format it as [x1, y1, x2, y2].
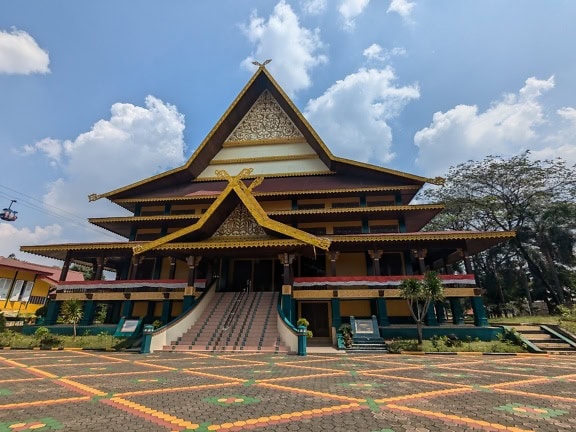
[0, 351, 575, 431]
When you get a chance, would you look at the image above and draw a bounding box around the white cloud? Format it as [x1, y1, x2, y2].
[387, 0, 416, 20]
[338, 0, 370, 30]
[0, 222, 62, 263]
[300, 0, 327, 15]
[363, 44, 406, 63]
[414, 76, 565, 175]
[305, 67, 419, 164]
[0, 29, 50, 75]
[532, 107, 576, 164]
[24, 96, 186, 223]
[241, 1, 327, 97]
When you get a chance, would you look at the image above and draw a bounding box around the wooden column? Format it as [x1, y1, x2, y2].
[168, 257, 177, 279]
[186, 256, 202, 289]
[417, 249, 427, 275]
[462, 249, 473, 274]
[278, 253, 295, 285]
[59, 252, 71, 282]
[94, 256, 104, 281]
[128, 256, 141, 280]
[368, 250, 383, 276]
[328, 251, 340, 277]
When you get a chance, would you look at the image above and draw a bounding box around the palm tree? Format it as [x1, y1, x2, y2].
[399, 271, 444, 345]
[58, 300, 84, 338]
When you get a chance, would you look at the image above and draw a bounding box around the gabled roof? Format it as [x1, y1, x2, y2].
[90, 66, 437, 203]
[131, 169, 331, 255]
[0, 256, 84, 283]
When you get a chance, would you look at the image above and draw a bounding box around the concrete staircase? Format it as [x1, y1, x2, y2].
[163, 291, 289, 353]
[513, 325, 576, 354]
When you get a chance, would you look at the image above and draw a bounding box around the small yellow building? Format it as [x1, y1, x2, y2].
[0, 257, 84, 318]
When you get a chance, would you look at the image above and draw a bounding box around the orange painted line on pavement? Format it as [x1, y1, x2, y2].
[63, 370, 169, 379]
[375, 387, 471, 403]
[205, 403, 364, 431]
[493, 387, 576, 403]
[107, 397, 198, 431]
[58, 378, 108, 396]
[0, 396, 91, 410]
[183, 369, 247, 382]
[133, 360, 177, 371]
[114, 381, 242, 397]
[257, 382, 365, 403]
[385, 403, 534, 432]
[258, 371, 347, 383]
[361, 371, 470, 388]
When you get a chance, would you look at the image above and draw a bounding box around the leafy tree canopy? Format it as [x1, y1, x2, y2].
[422, 152, 576, 309]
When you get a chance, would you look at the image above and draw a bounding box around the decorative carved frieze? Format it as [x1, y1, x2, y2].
[213, 204, 268, 238]
[226, 91, 303, 142]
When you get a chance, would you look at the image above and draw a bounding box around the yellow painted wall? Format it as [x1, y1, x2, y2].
[0, 267, 51, 316]
[260, 200, 292, 211]
[153, 302, 163, 317]
[132, 301, 148, 318]
[171, 301, 182, 317]
[336, 253, 366, 276]
[340, 300, 371, 317]
[387, 299, 412, 316]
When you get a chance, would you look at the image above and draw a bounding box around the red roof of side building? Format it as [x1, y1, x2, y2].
[0, 256, 84, 284]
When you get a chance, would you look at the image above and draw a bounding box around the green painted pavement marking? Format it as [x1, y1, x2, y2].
[495, 403, 568, 419]
[0, 417, 64, 431]
[362, 398, 381, 412]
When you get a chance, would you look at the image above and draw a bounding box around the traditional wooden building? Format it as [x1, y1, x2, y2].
[21, 66, 514, 350]
[0, 256, 83, 318]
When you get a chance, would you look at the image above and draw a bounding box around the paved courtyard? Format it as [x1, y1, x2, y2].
[0, 350, 575, 431]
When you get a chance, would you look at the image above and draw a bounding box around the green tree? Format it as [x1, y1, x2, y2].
[423, 152, 576, 309]
[58, 300, 84, 338]
[399, 272, 444, 345]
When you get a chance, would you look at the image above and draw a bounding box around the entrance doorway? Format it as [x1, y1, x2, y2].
[229, 259, 279, 292]
[299, 302, 331, 338]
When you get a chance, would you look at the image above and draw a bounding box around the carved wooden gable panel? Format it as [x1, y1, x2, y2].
[213, 203, 269, 238]
[226, 90, 303, 142]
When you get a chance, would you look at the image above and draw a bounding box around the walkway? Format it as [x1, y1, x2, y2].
[0, 350, 575, 431]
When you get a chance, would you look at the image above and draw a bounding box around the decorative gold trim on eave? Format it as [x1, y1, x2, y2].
[328, 231, 516, 243]
[223, 137, 307, 147]
[21, 242, 138, 253]
[155, 239, 306, 250]
[209, 154, 318, 165]
[112, 184, 421, 205]
[89, 215, 201, 224]
[269, 204, 445, 216]
[196, 170, 335, 182]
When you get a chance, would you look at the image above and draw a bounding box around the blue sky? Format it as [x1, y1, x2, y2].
[1, 0, 575, 264]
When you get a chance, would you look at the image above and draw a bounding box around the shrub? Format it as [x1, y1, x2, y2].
[34, 327, 61, 349]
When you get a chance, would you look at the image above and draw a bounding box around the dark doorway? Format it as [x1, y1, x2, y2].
[232, 260, 252, 291]
[299, 302, 330, 337]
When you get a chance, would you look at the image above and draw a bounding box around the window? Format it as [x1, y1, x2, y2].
[0, 278, 11, 300]
[333, 226, 362, 235]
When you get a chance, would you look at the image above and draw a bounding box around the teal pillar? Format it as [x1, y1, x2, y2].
[161, 299, 171, 325]
[449, 298, 464, 324]
[141, 324, 154, 354]
[297, 325, 307, 356]
[45, 301, 60, 325]
[376, 297, 389, 327]
[331, 298, 341, 331]
[435, 302, 447, 324]
[282, 293, 292, 322]
[425, 303, 438, 326]
[183, 295, 196, 312]
[80, 300, 96, 326]
[471, 296, 489, 326]
[121, 300, 133, 318]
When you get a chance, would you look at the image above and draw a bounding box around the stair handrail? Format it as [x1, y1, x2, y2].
[222, 289, 247, 331]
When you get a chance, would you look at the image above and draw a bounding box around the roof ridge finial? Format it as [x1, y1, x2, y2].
[251, 59, 272, 68]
